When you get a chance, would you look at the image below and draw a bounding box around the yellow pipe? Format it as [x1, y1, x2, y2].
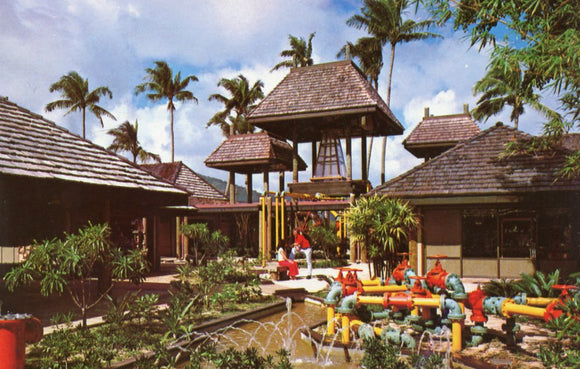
[275, 194, 279, 247]
[357, 296, 385, 305]
[362, 285, 408, 293]
[411, 306, 419, 316]
[326, 306, 336, 336]
[360, 278, 382, 286]
[341, 314, 350, 344]
[350, 319, 364, 329]
[451, 320, 462, 352]
[413, 297, 441, 308]
[281, 194, 285, 238]
[261, 197, 266, 267]
[501, 300, 547, 319]
[526, 297, 557, 307]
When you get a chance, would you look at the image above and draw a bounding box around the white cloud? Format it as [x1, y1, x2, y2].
[2, 0, 557, 193]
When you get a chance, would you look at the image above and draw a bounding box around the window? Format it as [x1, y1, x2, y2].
[462, 209, 497, 258]
[501, 217, 535, 258]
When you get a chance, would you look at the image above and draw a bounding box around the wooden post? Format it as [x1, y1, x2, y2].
[279, 171, 285, 192]
[361, 134, 367, 182]
[312, 140, 317, 178]
[346, 133, 352, 181]
[229, 171, 236, 204]
[246, 173, 253, 203]
[263, 172, 269, 194]
[292, 126, 299, 183]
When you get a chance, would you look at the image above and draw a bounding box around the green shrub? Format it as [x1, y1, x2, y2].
[515, 270, 560, 298]
[482, 278, 520, 297]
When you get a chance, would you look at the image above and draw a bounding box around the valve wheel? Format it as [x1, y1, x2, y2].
[427, 254, 448, 259]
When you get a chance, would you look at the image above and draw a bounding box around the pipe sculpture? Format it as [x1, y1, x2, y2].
[0, 314, 43, 369]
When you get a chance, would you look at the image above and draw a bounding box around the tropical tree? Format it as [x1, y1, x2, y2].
[345, 195, 417, 279]
[207, 74, 264, 136]
[3, 222, 149, 327]
[135, 61, 198, 162]
[271, 32, 315, 71]
[472, 55, 559, 130]
[347, 0, 440, 184]
[420, 0, 580, 176]
[338, 37, 383, 89]
[45, 71, 116, 139]
[107, 120, 161, 164]
[180, 223, 229, 266]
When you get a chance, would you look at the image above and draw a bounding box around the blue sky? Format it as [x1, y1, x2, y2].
[0, 0, 553, 190]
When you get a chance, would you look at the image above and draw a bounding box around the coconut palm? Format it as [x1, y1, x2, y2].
[45, 71, 116, 139]
[347, 0, 440, 183]
[338, 36, 383, 89]
[472, 56, 557, 130]
[135, 61, 198, 162]
[107, 120, 161, 164]
[271, 32, 315, 71]
[345, 194, 417, 279]
[207, 74, 264, 136]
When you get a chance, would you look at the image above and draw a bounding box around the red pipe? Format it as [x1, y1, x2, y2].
[0, 316, 43, 369]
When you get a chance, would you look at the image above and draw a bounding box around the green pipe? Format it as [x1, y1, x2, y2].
[324, 281, 343, 306]
[445, 273, 468, 299]
[336, 293, 357, 314]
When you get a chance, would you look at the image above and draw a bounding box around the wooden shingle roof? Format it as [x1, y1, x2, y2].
[140, 162, 227, 204]
[403, 112, 480, 159]
[204, 132, 306, 173]
[248, 60, 404, 142]
[372, 123, 580, 199]
[0, 97, 186, 195]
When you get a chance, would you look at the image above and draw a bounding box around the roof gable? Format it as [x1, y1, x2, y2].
[0, 97, 185, 195]
[141, 161, 227, 202]
[373, 123, 580, 198]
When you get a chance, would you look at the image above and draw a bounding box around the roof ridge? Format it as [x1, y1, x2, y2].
[373, 123, 516, 193]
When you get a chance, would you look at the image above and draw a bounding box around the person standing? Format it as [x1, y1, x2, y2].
[290, 228, 312, 279]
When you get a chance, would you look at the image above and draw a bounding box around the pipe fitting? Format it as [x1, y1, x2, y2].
[324, 281, 343, 305]
[336, 293, 357, 314]
[444, 298, 466, 321]
[445, 273, 468, 300]
[357, 323, 375, 341]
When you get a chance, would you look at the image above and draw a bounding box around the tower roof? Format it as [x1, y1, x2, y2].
[248, 60, 404, 142]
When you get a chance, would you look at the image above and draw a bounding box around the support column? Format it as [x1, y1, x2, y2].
[417, 208, 423, 275]
[312, 140, 317, 178]
[263, 172, 269, 194]
[229, 171, 236, 204]
[279, 171, 285, 193]
[361, 135, 367, 182]
[246, 173, 253, 203]
[346, 134, 352, 181]
[292, 126, 299, 183]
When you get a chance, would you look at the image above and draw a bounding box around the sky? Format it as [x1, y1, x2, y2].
[0, 0, 554, 192]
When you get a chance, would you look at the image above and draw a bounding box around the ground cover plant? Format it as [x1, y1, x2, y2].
[23, 251, 276, 368]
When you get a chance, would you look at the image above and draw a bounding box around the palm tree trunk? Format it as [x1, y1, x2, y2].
[82, 108, 86, 139]
[170, 104, 175, 162]
[381, 43, 396, 184]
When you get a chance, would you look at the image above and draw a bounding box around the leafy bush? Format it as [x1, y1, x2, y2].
[308, 224, 341, 259]
[482, 278, 521, 297]
[515, 270, 560, 298]
[360, 337, 409, 369]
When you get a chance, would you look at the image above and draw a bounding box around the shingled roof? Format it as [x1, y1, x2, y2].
[140, 161, 227, 204]
[403, 109, 480, 159]
[0, 97, 186, 195]
[205, 132, 306, 173]
[248, 60, 404, 142]
[372, 123, 580, 199]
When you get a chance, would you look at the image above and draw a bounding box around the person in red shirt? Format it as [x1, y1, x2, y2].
[290, 228, 312, 279]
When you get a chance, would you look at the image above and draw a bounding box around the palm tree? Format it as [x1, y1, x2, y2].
[472, 56, 557, 130]
[346, 194, 417, 279]
[347, 0, 440, 183]
[107, 120, 161, 164]
[207, 74, 265, 136]
[45, 71, 116, 139]
[271, 32, 315, 71]
[135, 61, 198, 162]
[338, 37, 384, 171]
[338, 36, 383, 89]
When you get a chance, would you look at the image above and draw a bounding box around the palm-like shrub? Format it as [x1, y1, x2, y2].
[515, 270, 560, 298]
